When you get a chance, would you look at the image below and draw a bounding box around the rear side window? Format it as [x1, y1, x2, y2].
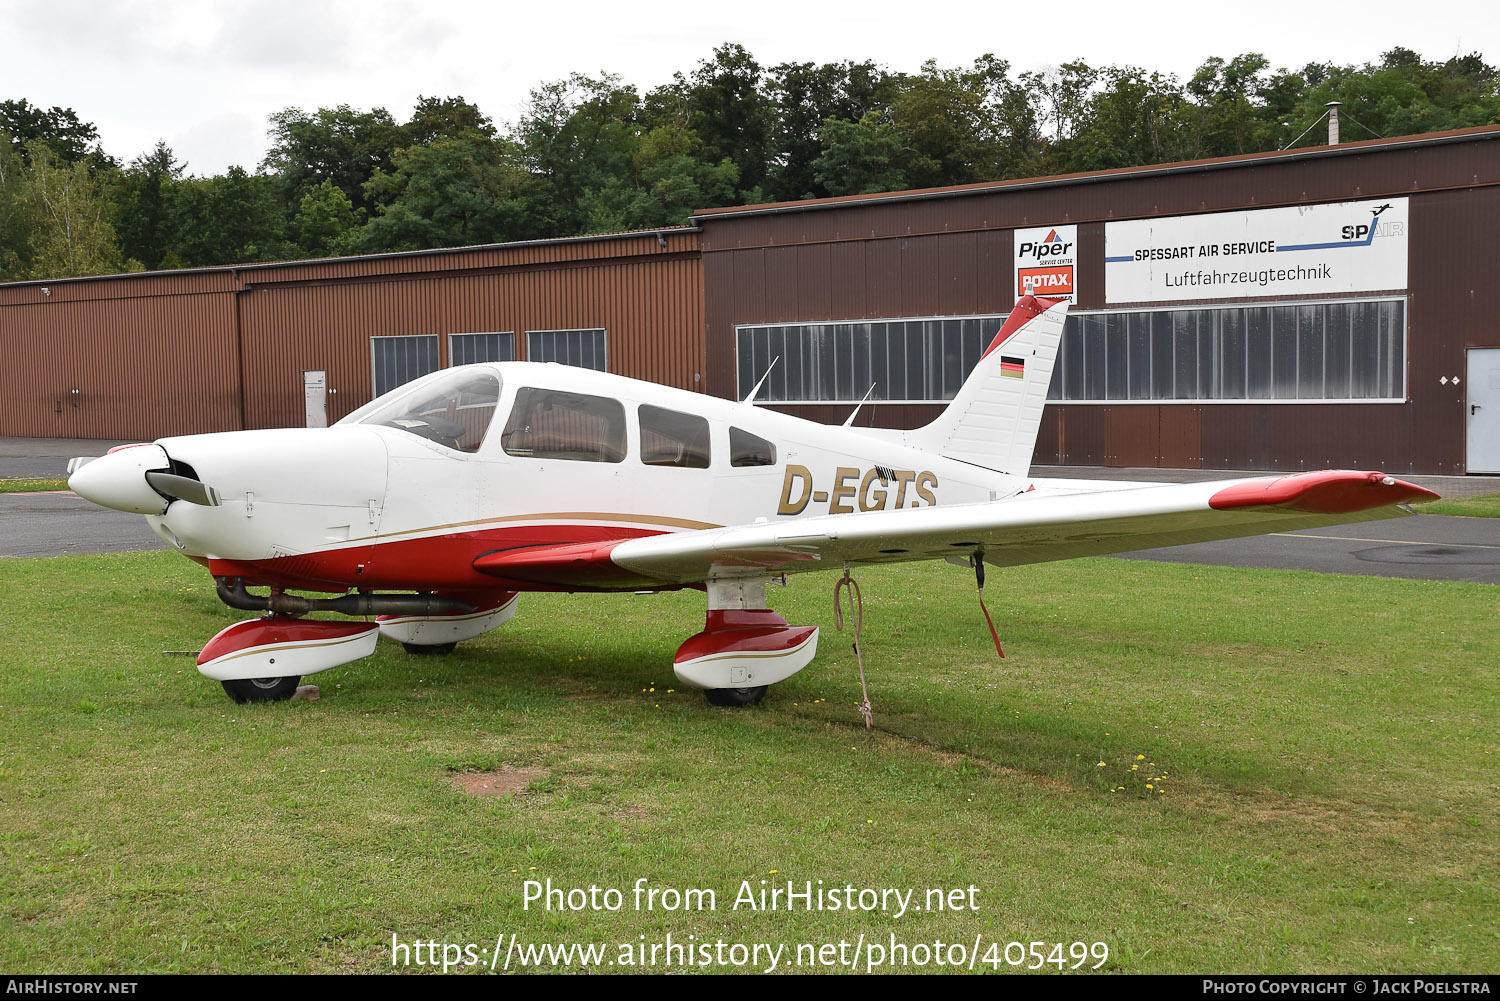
[730, 427, 776, 467]
[502, 388, 626, 463]
[640, 405, 711, 468]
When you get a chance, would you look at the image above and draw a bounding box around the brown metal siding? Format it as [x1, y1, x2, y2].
[0, 232, 703, 438]
[702, 133, 1500, 474]
[0, 291, 240, 438]
[239, 256, 705, 429]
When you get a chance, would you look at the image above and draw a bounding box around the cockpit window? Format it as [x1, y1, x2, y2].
[353, 369, 501, 452]
[502, 387, 626, 463]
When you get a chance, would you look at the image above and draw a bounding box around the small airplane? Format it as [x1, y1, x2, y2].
[67, 295, 1437, 707]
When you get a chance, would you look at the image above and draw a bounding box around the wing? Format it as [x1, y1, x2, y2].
[471, 470, 1436, 589]
[609, 470, 1436, 584]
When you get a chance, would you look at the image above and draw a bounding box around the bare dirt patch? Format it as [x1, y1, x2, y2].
[450, 767, 546, 798]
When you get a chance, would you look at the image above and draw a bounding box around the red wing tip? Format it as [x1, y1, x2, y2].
[1209, 470, 1439, 514]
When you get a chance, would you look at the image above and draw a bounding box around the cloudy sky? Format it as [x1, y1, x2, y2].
[2, 0, 1495, 176]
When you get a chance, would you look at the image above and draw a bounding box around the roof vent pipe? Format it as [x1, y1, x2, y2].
[1326, 102, 1342, 145]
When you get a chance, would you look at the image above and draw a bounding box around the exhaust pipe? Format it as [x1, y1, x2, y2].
[216, 577, 476, 617]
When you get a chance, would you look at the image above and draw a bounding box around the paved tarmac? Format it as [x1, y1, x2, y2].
[3, 439, 1497, 583]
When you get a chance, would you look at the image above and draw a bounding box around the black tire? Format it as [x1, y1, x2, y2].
[704, 685, 768, 707]
[221, 676, 301, 704]
[402, 641, 457, 655]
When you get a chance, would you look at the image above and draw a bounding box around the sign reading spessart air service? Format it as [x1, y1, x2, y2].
[1104, 198, 1409, 305]
[1013, 224, 1077, 302]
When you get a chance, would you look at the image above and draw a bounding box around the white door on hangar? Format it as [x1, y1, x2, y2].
[1467, 349, 1500, 474]
[304, 370, 328, 429]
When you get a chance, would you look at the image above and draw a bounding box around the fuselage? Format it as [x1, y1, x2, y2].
[138, 362, 1026, 594]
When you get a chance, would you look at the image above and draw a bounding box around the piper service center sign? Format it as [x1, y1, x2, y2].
[1014, 224, 1077, 302]
[1104, 198, 1408, 305]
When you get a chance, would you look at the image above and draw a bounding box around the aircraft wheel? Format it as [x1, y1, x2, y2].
[402, 642, 457, 655]
[704, 685, 768, 707]
[221, 676, 301, 704]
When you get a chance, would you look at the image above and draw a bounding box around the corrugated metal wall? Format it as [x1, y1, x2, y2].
[0, 232, 704, 438]
[699, 130, 1500, 474]
[0, 273, 242, 438]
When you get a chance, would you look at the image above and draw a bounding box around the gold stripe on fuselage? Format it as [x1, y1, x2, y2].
[346, 511, 724, 545]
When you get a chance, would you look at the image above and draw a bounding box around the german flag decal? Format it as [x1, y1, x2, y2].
[1000, 356, 1025, 379]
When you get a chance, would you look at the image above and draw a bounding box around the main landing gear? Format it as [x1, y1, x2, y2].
[222, 675, 302, 704]
[673, 577, 818, 708]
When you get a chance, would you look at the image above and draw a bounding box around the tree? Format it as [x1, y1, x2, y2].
[0, 134, 28, 279]
[112, 141, 184, 270]
[765, 59, 901, 200]
[1064, 66, 1191, 171]
[357, 134, 525, 251]
[813, 112, 906, 196]
[0, 99, 113, 168]
[1185, 54, 1274, 157]
[171, 166, 291, 265]
[683, 44, 775, 198]
[578, 124, 739, 231]
[262, 105, 407, 215]
[889, 56, 1033, 188]
[295, 179, 364, 257]
[8, 140, 123, 279]
[405, 95, 495, 146]
[511, 73, 641, 238]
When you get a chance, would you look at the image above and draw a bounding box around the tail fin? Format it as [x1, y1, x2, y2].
[901, 294, 1068, 475]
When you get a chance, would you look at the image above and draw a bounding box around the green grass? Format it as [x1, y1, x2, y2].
[1417, 492, 1500, 518]
[0, 552, 1496, 974]
[0, 477, 68, 493]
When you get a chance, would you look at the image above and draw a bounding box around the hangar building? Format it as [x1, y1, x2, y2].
[2, 124, 1497, 475]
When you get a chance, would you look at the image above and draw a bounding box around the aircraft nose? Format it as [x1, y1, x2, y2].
[68, 444, 172, 514]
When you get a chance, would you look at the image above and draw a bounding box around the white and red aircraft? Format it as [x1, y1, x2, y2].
[67, 295, 1436, 707]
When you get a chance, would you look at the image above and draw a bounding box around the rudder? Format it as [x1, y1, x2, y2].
[900, 294, 1069, 475]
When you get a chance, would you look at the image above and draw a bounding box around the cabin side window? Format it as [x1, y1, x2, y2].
[639, 405, 711, 469]
[729, 427, 776, 467]
[501, 388, 627, 463]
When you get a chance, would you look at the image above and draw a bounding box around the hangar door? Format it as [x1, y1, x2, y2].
[1468, 349, 1500, 473]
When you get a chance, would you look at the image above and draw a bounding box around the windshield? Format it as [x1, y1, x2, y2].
[353, 369, 502, 453]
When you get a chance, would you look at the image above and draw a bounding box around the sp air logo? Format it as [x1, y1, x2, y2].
[1341, 205, 1398, 242]
[1018, 229, 1073, 259]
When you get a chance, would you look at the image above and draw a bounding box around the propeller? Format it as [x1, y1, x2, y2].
[145, 470, 221, 507]
[68, 444, 222, 513]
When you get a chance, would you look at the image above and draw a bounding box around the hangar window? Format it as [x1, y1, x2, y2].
[527, 328, 608, 371]
[735, 316, 1009, 404]
[450, 332, 516, 366]
[502, 388, 626, 463]
[1047, 297, 1405, 403]
[372, 334, 441, 397]
[639, 405, 711, 468]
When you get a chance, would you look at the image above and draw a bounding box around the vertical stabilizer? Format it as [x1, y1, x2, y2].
[900, 295, 1068, 475]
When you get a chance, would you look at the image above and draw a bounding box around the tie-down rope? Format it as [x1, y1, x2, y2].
[833, 563, 873, 728]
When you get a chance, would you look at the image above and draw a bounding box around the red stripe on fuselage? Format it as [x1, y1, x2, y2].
[206, 522, 666, 594]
